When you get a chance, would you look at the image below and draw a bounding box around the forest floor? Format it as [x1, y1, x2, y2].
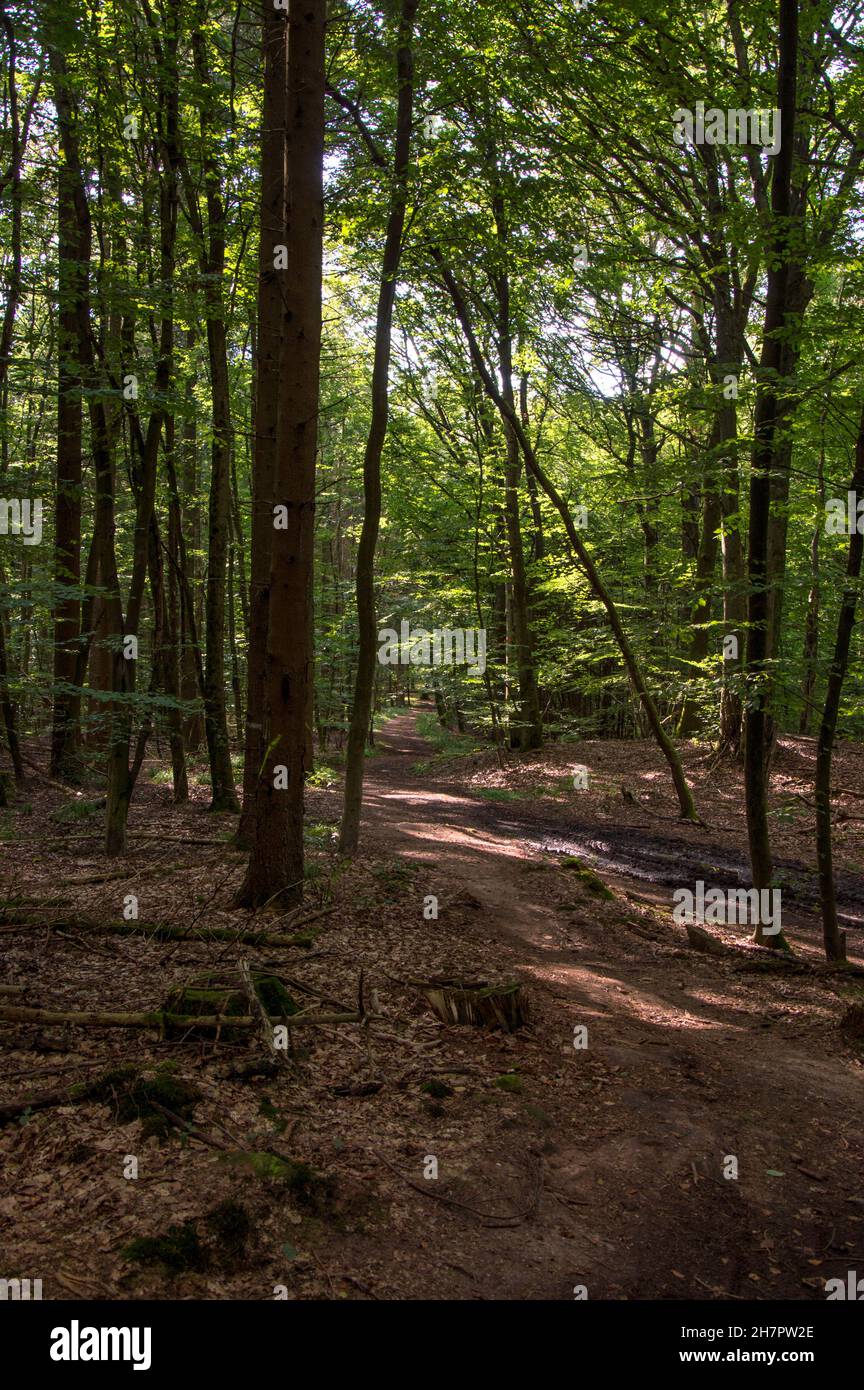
[2, 706, 864, 1301]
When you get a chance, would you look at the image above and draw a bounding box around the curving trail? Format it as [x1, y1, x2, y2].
[334, 707, 864, 1299]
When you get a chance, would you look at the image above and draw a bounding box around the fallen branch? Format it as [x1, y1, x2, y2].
[0, 908, 331, 949]
[0, 1075, 104, 1125]
[239, 958, 290, 1068]
[0, 1003, 376, 1032]
[377, 1151, 541, 1229]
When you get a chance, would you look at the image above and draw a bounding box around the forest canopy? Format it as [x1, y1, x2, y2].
[1, 0, 863, 947]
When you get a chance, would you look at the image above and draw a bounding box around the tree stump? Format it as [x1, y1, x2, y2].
[414, 977, 528, 1032]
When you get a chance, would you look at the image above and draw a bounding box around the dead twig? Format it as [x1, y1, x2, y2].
[376, 1151, 541, 1229]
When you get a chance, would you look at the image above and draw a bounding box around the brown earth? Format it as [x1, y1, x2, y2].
[1, 706, 863, 1300]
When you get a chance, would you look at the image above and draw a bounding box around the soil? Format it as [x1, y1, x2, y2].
[1, 706, 863, 1301]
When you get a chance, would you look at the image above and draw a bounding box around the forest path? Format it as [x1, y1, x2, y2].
[342, 706, 864, 1299]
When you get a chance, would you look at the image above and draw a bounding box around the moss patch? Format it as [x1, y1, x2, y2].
[85, 1065, 200, 1140]
[123, 1221, 207, 1273]
[494, 1072, 523, 1093]
[560, 857, 614, 899]
[222, 1150, 336, 1212]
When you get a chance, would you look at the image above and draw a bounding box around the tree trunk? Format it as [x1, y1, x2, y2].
[238, 1, 288, 848]
[236, 0, 326, 906]
[494, 251, 542, 752]
[50, 158, 83, 781]
[339, 0, 418, 854]
[814, 406, 864, 962]
[799, 425, 827, 733]
[439, 256, 700, 823]
[743, 0, 797, 946]
[188, 19, 240, 813]
[0, 11, 35, 785]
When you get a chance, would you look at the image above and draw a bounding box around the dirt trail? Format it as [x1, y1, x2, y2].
[345, 707, 864, 1299]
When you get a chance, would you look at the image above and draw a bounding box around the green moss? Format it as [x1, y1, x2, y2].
[255, 976, 299, 1017]
[258, 1098, 287, 1132]
[560, 857, 614, 899]
[494, 1073, 523, 1093]
[50, 798, 103, 825]
[223, 1151, 336, 1211]
[123, 1221, 207, 1272]
[165, 972, 298, 1022]
[87, 1065, 200, 1139]
[370, 860, 417, 894]
[124, 1203, 252, 1275]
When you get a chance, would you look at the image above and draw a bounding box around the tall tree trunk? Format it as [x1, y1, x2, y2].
[494, 254, 542, 752]
[187, 18, 240, 813]
[162, 418, 189, 801]
[238, 0, 288, 848]
[339, 0, 418, 854]
[179, 331, 203, 750]
[50, 157, 83, 781]
[0, 8, 34, 785]
[814, 406, 864, 963]
[743, 0, 797, 947]
[236, 0, 326, 906]
[0, 583, 23, 783]
[44, 26, 127, 853]
[164, 416, 189, 801]
[800, 422, 827, 733]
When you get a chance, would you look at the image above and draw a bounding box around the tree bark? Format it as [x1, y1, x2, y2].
[50, 157, 83, 781]
[236, 0, 326, 906]
[814, 406, 864, 962]
[743, 0, 797, 946]
[238, 1, 289, 849]
[185, 16, 240, 813]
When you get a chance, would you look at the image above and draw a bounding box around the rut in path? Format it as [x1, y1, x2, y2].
[357, 707, 864, 937]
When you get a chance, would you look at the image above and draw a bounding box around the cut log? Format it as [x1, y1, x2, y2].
[414, 977, 528, 1032]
